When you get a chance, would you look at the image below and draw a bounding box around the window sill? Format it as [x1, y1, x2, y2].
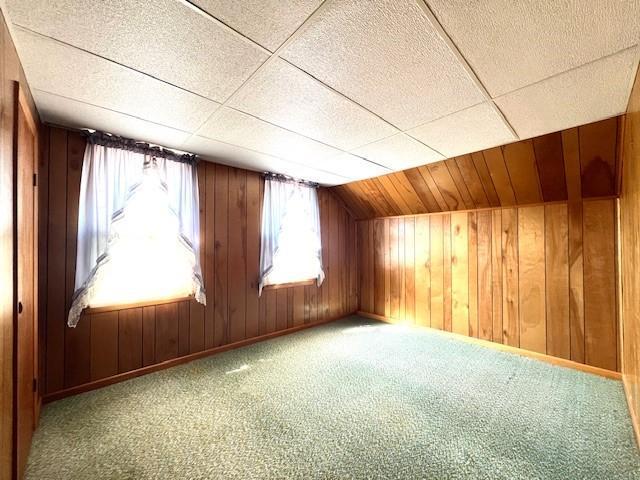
[83, 296, 194, 315]
[262, 279, 316, 291]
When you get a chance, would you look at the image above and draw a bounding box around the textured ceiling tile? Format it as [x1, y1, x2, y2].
[198, 107, 341, 164]
[184, 135, 351, 185]
[427, 0, 640, 97]
[407, 103, 516, 158]
[191, 0, 322, 51]
[321, 152, 393, 181]
[6, 0, 268, 102]
[16, 29, 220, 132]
[229, 58, 398, 150]
[35, 91, 191, 150]
[495, 48, 637, 140]
[280, 0, 485, 130]
[352, 133, 444, 170]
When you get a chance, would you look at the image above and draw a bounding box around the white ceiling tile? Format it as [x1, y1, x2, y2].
[228, 57, 399, 150]
[407, 103, 516, 158]
[35, 91, 191, 150]
[198, 107, 341, 165]
[15, 29, 219, 132]
[427, 0, 640, 97]
[190, 0, 322, 51]
[321, 152, 393, 181]
[6, 0, 269, 102]
[352, 133, 444, 170]
[280, 0, 485, 130]
[494, 48, 638, 140]
[183, 135, 352, 185]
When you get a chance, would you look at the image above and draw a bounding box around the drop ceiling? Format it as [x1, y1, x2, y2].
[5, 0, 640, 185]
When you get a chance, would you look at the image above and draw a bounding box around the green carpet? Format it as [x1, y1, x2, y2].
[27, 316, 640, 479]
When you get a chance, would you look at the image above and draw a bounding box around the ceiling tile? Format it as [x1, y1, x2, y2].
[35, 91, 191, 150]
[183, 135, 352, 185]
[407, 103, 516, 158]
[191, 0, 322, 51]
[427, 0, 640, 97]
[229, 58, 398, 150]
[198, 107, 341, 165]
[6, 0, 269, 102]
[352, 133, 443, 170]
[15, 29, 220, 132]
[280, 0, 485, 130]
[495, 48, 637, 140]
[320, 152, 393, 181]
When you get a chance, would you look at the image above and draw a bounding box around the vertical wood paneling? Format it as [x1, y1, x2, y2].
[545, 204, 570, 359]
[430, 215, 444, 330]
[373, 219, 385, 316]
[443, 215, 452, 331]
[45, 128, 67, 393]
[477, 210, 493, 340]
[414, 216, 430, 327]
[468, 212, 479, 338]
[118, 308, 142, 373]
[491, 209, 503, 343]
[501, 208, 519, 347]
[41, 128, 359, 397]
[227, 168, 246, 343]
[357, 199, 619, 371]
[619, 67, 640, 442]
[518, 206, 546, 353]
[451, 212, 469, 335]
[214, 165, 228, 347]
[404, 217, 415, 323]
[90, 312, 118, 380]
[583, 199, 617, 370]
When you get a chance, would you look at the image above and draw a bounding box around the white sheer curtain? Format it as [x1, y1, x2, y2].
[68, 138, 205, 327]
[258, 176, 324, 294]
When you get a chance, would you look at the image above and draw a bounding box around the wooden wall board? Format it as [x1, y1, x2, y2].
[333, 118, 622, 220]
[357, 199, 619, 371]
[38, 127, 359, 397]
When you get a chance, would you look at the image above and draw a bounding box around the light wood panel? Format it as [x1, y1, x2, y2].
[333, 117, 623, 219]
[358, 200, 619, 371]
[0, 10, 41, 480]
[619, 65, 640, 445]
[39, 126, 358, 399]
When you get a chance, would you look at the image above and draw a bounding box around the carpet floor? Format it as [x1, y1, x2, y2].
[27, 316, 640, 479]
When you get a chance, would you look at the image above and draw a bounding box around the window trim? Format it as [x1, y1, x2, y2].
[83, 295, 194, 315]
[261, 279, 316, 291]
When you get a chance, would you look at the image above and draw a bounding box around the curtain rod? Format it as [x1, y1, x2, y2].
[82, 129, 198, 165]
[263, 172, 319, 188]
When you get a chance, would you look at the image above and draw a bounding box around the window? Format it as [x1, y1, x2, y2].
[68, 133, 205, 326]
[259, 175, 324, 293]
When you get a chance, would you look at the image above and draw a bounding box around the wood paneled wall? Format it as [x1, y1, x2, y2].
[620, 66, 640, 442]
[357, 199, 619, 371]
[0, 11, 40, 480]
[39, 126, 358, 398]
[333, 117, 622, 219]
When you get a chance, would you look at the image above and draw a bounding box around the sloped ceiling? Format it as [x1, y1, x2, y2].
[331, 117, 622, 219]
[4, 0, 639, 185]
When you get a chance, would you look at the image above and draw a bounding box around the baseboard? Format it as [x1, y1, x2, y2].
[357, 311, 622, 380]
[622, 375, 640, 447]
[44, 313, 353, 403]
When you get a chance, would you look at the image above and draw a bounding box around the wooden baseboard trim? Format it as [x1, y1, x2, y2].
[357, 311, 621, 380]
[44, 313, 352, 403]
[622, 375, 640, 447]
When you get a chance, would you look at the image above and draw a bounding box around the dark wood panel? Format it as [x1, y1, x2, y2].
[39, 126, 358, 399]
[334, 118, 622, 219]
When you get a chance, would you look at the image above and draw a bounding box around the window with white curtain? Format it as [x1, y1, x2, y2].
[68, 132, 205, 327]
[258, 175, 324, 293]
